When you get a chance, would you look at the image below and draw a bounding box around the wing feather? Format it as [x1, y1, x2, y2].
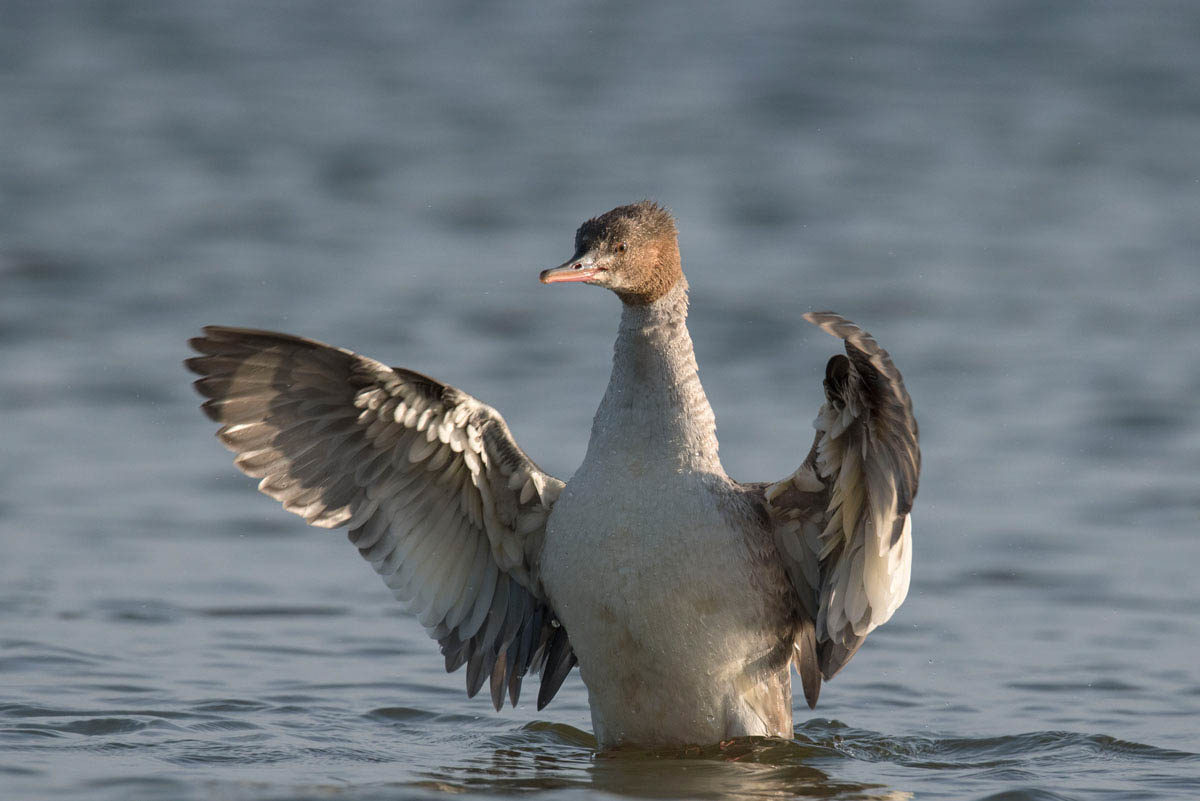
[187, 326, 575, 710]
[759, 312, 919, 708]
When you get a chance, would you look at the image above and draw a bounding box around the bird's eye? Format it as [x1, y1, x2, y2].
[616, 242, 627, 253]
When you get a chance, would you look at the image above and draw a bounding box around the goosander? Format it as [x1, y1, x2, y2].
[187, 201, 920, 748]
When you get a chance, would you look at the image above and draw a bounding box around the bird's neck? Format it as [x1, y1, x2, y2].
[586, 277, 723, 474]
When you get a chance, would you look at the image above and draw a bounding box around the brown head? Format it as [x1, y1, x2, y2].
[539, 201, 682, 305]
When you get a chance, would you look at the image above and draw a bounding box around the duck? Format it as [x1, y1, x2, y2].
[186, 201, 920, 749]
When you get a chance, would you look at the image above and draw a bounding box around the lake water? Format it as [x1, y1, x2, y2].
[2, 2, 1198, 799]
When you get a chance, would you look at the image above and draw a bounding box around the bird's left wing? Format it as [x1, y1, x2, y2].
[186, 326, 575, 710]
[759, 313, 920, 709]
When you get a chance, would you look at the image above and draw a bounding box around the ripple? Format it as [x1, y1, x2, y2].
[365, 706, 443, 723]
[189, 698, 272, 714]
[82, 777, 194, 799]
[198, 604, 348, 618]
[976, 791, 1080, 801]
[794, 721, 1200, 769]
[77, 683, 163, 695]
[366, 706, 511, 736]
[220, 643, 336, 657]
[1007, 679, 1141, 693]
[94, 599, 183, 624]
[164, 742, 302, 766]
[0, 762, 41, 776]
[0, 726, 63, 739]
[0, 704, 199, 721]
[51, 717, 154, 736]
[0, 651, 99, 673]
[188, 719, 263, 733]
[0, 715, 184, 738]
[517, 720, 598, 749]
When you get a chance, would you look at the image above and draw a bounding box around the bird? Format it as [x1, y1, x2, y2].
[186, 201, 920, 749]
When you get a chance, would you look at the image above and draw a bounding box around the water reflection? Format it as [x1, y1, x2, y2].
[587, 742, 908, 801]
[405, 718, 1199, 800]
[417, 725, 911, 800]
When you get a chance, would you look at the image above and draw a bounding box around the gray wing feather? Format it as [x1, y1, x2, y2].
[763, 312, 920, 707]
[186, 326, 575, 710]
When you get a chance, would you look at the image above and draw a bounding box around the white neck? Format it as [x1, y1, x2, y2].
[584, 278, 723, 474]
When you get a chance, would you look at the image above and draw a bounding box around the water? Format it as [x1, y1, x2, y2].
[2, 2, 1198, 799]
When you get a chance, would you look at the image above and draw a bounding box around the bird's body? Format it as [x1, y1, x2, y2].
[188, 201, 920, 749]
[540, 280, 795, 743]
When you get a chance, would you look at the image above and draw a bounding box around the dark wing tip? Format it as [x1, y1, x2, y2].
[199, 324, 276, 338]
[198, 397, 229, 423]
[489, 651, 508, 712]
[804, 312, 885, 364]
[796, 619, 822, 710]
[192, 325, 266, 348]
[183, 354, 207, 376]
[804, 311, 902, 378]
[186, 331, 226, 361]
[536, 627, 577, 711]
[804, 310, 919, 448]
[191, 325, 353, 358]
[187, 326, 278, 363]
[801, 310, 837, 327]
[818, 635, 865, 681]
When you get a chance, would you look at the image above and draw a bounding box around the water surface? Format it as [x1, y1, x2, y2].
[2, 2, 1198, 799]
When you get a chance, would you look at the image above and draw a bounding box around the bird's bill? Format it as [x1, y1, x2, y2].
[539, 254, 603, 284]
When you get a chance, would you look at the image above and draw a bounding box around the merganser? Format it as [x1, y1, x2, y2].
[187, 201, 920, 749]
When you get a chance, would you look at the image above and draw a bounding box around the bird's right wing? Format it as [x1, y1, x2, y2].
[186, 326, 576, 711]
[763, 313, 920, 707]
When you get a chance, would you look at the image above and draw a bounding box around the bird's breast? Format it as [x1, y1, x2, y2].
[539, 464, 790, 745]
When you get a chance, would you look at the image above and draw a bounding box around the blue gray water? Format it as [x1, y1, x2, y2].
[2, 2, 1198, 799]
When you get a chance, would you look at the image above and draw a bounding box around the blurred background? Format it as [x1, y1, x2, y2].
[2, 2, 1198, 800]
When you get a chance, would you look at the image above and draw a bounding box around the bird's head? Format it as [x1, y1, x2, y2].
[540, 201, 682, 305]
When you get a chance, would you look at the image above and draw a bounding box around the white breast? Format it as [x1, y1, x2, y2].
[541, 457, 788, 746]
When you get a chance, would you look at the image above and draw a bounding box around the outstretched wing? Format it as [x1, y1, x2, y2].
[186, 326, 576, 711]
[763, 312, 919, 708]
